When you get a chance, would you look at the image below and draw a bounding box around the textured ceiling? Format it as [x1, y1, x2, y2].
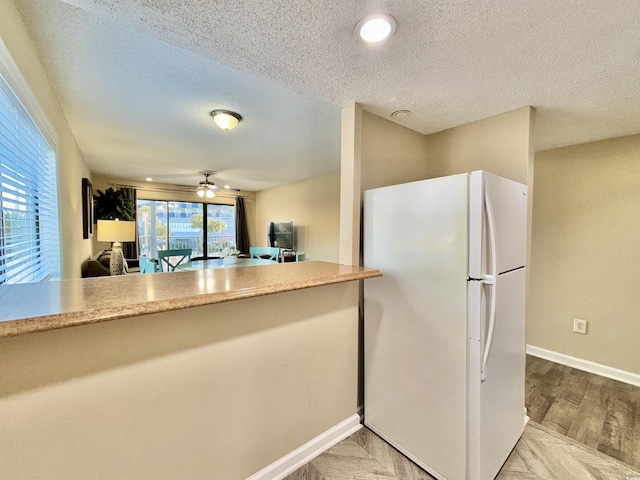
[13, 0, 640, 191]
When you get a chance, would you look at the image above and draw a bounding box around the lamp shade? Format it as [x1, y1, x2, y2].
[97, 220, 136, 243]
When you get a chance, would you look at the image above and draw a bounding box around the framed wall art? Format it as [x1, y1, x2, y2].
[82, 177, 93, 239]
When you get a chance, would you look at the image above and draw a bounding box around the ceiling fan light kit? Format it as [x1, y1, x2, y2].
[196, 187, 215, 198]
[210, 109, 242, 131]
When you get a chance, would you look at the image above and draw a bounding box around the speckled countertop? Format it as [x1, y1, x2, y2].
[0, 261, 381, 338]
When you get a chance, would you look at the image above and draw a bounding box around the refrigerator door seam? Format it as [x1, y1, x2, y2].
[498, 265, 526, 276]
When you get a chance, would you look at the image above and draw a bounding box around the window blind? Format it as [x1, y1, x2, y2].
[0, 74, 60, 285]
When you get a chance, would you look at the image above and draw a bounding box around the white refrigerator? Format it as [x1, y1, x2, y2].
[363, 171, 528, 480]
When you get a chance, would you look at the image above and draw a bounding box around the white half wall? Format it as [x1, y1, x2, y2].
[0, 282, 360, 480]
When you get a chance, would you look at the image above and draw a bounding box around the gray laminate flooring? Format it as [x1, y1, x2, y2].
[525, 356, 640, 468]
[284, 356, 640, 479]
[284, 423, 640, 480]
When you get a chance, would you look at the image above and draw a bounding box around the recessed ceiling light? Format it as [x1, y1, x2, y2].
[145, 177, 153, 181]
[391, 110, 411, 119]
[224, 185, 230, 189]
[355, 14, 397, 43]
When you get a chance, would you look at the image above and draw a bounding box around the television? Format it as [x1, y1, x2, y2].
[267, 221, 293, 250]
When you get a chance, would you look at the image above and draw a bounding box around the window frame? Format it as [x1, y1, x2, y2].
[0, 38, 61, 284]
[137, 199, 236, 260]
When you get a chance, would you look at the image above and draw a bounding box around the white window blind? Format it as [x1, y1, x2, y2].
[0, 74, 60, 284]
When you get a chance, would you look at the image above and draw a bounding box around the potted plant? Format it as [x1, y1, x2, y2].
[222, 246, 239, 264]
[92, 187, 137, 273]
[93, 187, 135, 221]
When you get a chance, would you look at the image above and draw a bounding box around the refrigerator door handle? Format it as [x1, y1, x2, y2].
[481, 179, 498, 382]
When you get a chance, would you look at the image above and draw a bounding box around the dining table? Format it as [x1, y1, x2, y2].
[176, 257, 278, 271]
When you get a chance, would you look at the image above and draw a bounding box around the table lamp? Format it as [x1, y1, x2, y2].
[97, 219, 136, 275]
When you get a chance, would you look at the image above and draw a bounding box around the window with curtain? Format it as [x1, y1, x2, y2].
[0, 74, 60, 285]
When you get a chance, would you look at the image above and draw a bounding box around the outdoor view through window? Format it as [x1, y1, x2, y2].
[137, 200, 235, 259]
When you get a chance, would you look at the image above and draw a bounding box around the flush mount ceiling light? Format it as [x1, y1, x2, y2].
[210, 110, 242, 131]
[355, 13, 397, 43]
[196, 172, 217, 198]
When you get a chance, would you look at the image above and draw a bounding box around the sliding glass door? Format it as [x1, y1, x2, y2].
[137, 200, 234, 259]
[206, 204, 235, 256]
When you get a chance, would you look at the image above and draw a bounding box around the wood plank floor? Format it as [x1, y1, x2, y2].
[525, 356, 640, 468]
[284, 423, 640, 480]
[285, 356, 640, 479]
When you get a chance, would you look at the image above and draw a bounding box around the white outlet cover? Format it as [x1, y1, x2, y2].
[573, 318, 587, 334]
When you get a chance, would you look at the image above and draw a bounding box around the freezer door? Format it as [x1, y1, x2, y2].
[364, 175, 470, 480]
[468, 171, 528, 279]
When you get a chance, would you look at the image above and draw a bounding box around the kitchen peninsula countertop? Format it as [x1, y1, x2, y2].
[0, 261, 381, 338]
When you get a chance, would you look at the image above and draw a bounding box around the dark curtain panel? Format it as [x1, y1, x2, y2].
[235, 197, 250, 254]
[122, 187, 138, 259]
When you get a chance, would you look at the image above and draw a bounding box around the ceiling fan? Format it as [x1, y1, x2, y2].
[195, 171, 240, 198]
[196, 171, 219, 198]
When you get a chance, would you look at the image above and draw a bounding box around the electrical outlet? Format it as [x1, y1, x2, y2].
[573, 318, 587, 334]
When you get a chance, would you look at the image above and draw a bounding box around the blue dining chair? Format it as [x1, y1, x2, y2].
[139, 256, 158, 274]
[157, 249, 192, 272]
[249, 247, 280, 262]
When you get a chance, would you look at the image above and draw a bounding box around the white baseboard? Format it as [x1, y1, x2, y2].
[246, 413, 362, 480]
[526, 345, 640, 387]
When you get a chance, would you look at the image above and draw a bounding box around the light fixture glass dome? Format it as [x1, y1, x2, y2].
[210, 110, 242, 131]
[197, 186, 216, 198]
[355, 14, 397, 43]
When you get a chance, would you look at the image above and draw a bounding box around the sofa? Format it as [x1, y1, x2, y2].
[82, 250, 140, 277]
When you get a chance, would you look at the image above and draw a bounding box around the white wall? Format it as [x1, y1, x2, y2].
[425, 106, 533, 184]
[528, 135, 640, 374]
[0, 282, 360, 480]
[0, 1, 92, 279]
[256, 172, 340, 262]
[361, 110, 429, 191]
